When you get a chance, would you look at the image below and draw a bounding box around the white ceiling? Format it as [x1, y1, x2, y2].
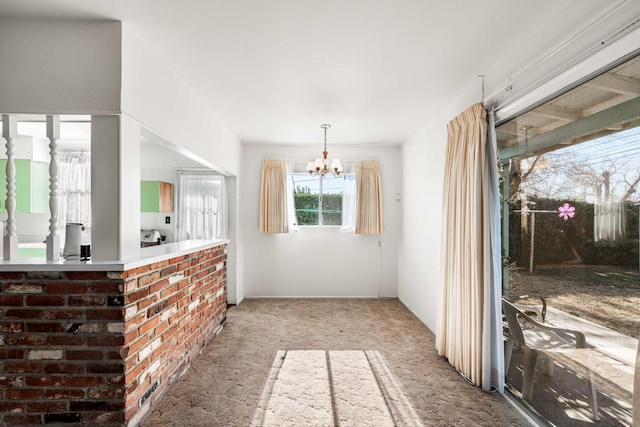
[0, 0, 631, 145]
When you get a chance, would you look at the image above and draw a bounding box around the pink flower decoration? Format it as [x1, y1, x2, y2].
[558, 203, 575, 221]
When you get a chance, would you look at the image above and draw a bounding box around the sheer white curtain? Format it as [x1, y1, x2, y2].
[436, 103, 503, 392]
[57, 150, 91, 228]
[594, 201, 626, 243]
[341, 174, 357, 232]
[285, 162, 299, 232]
[177, 172, 226, 241]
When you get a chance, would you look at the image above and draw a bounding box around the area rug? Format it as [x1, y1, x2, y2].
[251, 350, 423, 427]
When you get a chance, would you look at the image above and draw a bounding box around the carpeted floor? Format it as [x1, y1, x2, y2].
[141, 298, 530, 426]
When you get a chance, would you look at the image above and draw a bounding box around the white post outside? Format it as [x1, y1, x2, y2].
[2, 115, 18, 260]
[46, 115, 60, 260]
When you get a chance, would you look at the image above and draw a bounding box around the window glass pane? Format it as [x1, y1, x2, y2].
[497, 53, 640, 426]
[290, 174, 319, 226]
[177, 173, 226, 240]
[321, 175, 344, 226]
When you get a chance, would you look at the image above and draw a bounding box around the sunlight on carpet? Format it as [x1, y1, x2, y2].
[250, 350, 424, 427]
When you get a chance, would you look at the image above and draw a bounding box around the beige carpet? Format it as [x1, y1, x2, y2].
[142, 298, 529, 426]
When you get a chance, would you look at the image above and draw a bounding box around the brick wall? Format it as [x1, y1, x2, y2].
[0, 244, 227, 426]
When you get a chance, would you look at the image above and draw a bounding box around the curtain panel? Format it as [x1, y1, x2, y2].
[176, 172, 226, 241]
[260, 159, 289, 234]
[57, 150, 91, 229]
[435, 103, 504, 392]
[355, 160, 383, 235]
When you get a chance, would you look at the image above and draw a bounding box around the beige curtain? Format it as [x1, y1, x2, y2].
[436, 103, 503, 391]
[355, 161, 383, 234]
[259, 160, 288, 234]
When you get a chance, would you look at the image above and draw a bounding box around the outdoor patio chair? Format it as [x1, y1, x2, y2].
[507, 294, 547, 322]
[502, 297, 599, 421]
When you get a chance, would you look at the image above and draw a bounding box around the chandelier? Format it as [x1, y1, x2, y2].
[306, 124, 343, 177]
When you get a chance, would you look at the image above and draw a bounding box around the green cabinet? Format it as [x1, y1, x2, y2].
[0, 159, 49, 214]
[141, 180, 173, 212]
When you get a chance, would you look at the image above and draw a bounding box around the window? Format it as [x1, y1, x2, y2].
[288, 173, 355, 226]
[496, 52, 640, 426]
[58, 150, 91, 229]
[176, 172, 226, 240]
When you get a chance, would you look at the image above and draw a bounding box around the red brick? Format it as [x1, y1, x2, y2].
[87, 282, 124, 294]
[26, 376, 65, 386]
[3, 362, 43, 373]
[69, 295, 106, 306]
[43, 309, 82, 320]
[67, 350, 104, 361]
[154, 321, 168, 336]
[27, 401, 67, 412]
[106, 350, 124, 360]
[149, 278, 169, 295]
[64, 376, 103, 387]
[147, 260, 169, 271]
[160, 265, 177, 278]
[0, 272, 23, 280]
[7, 388, 45, 399]
[0, 322, 23, 332]
[45, 282, 86, 294]
[3, 414, 41, 424]
[139, 317, 159, 336]
[151, 342, 170, 361]
[3, 283, 44, 294]
[124, 264, 153, 278]
[137, 294, 158, 311]
[125, 288, 148, 305]
[87, 387, 124, 399]
[66, 271, 108, 280]
[70, 400, 108, 412]
[107, 375, 125, 386]
[0, 402, 25, 412]
[177, 260, 192, 271]
[87, 336, 124, 347]
[26, 271, 63, 280]
[45, 388, 85, 399]
[45, 363, 84, 374]
[0, 295, 23, 305]
[6, 335, 46, 346]
[0, 376, 23, 386]
[160, 284, 178, 298]
[124, 329, 138, 345]
[26, 295, 65, 306]
[4, 309, 43, 319]
[86, 309, 123, 321]
[86, 363, 123, 374]
[26, 322, 65, 333]
[125, 360, 148, 383]
[84, 411, 125, 423]
[47, 335, 85, 346]
[126, 335, 149, 356]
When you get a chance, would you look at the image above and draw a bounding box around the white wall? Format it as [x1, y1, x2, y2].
[120, 26, 244, 300]
[242, 143, 401, 297]
[0, 20, 121, 114]
[120, 25, 241, 177]
[398, 89, 478, 332]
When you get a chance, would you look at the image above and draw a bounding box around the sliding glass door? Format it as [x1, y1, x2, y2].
[497, 53, 640, 426]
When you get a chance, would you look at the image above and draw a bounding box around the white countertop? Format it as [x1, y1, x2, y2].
[0, 239, 229, 272]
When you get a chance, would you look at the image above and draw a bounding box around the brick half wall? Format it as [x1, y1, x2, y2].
[0, 244, 227, 426]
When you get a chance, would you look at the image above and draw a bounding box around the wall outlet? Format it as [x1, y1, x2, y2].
[377, 240, 382, 247]
[165, 216, 171, 224]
